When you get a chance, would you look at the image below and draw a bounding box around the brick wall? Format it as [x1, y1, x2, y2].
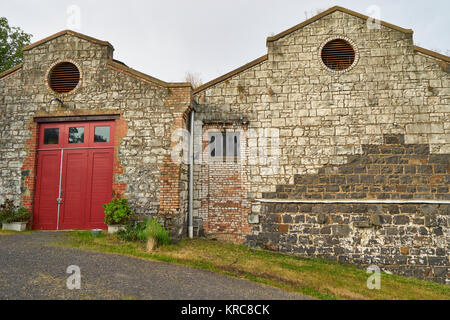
[195, 123, 251, 242]
[159, 88, 192, 238]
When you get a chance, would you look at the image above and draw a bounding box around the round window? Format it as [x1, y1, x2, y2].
[48, 62, 80, 93]
[321, 39, 356, 71]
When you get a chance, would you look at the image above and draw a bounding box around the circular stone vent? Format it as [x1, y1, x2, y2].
[321, 39, 356, 71]
[48, 62, 80, 93]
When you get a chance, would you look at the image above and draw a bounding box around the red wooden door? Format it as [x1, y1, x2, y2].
[33, 151, 61, 230]
[59, 149, 89, 230]
[86, 149, 114, 228]
[33, 121, 115, 230]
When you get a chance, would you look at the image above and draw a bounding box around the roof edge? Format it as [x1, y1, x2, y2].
[106, 60, 168, 88]
[266, 6, 413, 43]
[194, 54, 269, 94]
[414, 46, 450, 63]
[0, 64, 23, 79]
[23, 30, 114, 51]
[168, 82, 193, 88]
[106, 60, 191, 89]
[23, 30, 191, 89]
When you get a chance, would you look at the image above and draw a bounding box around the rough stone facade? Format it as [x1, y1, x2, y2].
[193, 7, 449, 283]
[0, 6, 448, 283]
[248, 135, 449, 284]
[0, 30, 192, 238]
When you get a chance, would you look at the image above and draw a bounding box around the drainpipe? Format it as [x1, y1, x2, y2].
[188, 103, 196, 239]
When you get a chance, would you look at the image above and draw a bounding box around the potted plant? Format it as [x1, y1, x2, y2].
[0, 199, 31, 232]
[103, 198, 134, 234]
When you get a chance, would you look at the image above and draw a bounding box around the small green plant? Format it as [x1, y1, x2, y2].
[237, 84, 245, 100]
[427, 86, 437, 96]
[103, 198, 134, 226]
[0, 199, 31, 223]
[117, 218, 171, 248]
[117, 221, 146, 242]
[139, 218, 172, 247]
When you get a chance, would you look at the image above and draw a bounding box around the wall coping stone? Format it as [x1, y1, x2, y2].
[256, 199, 450, 205]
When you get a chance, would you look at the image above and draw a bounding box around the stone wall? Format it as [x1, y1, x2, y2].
[0, 8, 448, 281]
[193, 8, 449, 282]
[247, 135, 449, 284]
[0, 31, 192, 237]
[194, 10, 449, 200]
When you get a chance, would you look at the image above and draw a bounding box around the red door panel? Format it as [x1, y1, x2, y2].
[86, 149, 113, 229]
[33, 151, 61, 230]
[59, 149, 89, 230]
[33, 121, 115, 231]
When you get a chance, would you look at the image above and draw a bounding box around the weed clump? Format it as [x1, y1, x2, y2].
[117, 218, 171, 250]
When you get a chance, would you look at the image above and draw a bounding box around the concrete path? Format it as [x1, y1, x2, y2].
[0, 232, 312, 300]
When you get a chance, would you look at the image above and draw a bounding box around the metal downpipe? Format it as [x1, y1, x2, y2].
[188, 106, 195, 239]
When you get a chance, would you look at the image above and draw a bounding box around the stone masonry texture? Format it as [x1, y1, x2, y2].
[248, 135, 449, 284]
[0, 7, 449, 283]
[193, 8, 449, 283]
[0, 31, 192, 238]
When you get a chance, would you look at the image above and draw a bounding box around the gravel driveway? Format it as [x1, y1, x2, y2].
[0, 232, 312, 300]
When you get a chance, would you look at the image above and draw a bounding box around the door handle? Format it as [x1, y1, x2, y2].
[57, 189, 64, 204]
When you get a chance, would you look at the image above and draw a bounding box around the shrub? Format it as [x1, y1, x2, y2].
[103, 198, 134, 226]
[0, 199, 31, 223]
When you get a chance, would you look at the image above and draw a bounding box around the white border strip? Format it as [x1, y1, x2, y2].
[256, 199, 450, 205]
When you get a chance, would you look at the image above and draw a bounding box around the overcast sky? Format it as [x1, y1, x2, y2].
[1, 0, 449, 83]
